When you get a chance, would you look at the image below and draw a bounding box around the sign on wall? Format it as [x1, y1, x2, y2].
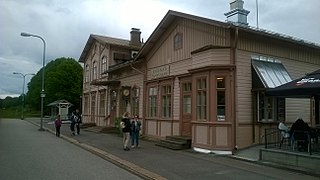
[151, 65, 170, 79]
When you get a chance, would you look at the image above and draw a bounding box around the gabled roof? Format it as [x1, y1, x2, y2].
[78, 34, 140, 63]
[108, 10, 320, 72]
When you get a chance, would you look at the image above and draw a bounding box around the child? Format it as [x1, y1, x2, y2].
[54, 115, 62, 137]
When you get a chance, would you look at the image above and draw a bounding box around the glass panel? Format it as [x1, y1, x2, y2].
[217, 77, 225, 88]
[183, 95, 191, 113]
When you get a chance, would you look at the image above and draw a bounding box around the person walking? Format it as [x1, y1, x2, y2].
[70, 111, 76, 136]
[54, 114, 62, 137]
[74, 109, 82, 135]
[131, 115, 141, 148]
[121, 112, 131, 151]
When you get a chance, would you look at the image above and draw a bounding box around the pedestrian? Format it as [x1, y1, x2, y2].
[70, 111, 76, 135]
[131, 115, 141, 148]
[54, 114, 62, 137]
[121, 111, 131, 151]
[74, 109, 82, 135]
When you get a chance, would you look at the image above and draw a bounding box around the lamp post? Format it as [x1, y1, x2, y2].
[21, 32, 46, 131]
[13, 72, 35, 120]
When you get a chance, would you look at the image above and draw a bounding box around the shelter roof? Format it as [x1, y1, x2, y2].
[47, 99, 73, 106]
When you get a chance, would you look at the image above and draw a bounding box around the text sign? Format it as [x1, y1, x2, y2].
[151, 65, 170, 79]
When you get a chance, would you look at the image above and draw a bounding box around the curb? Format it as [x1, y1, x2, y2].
[26, 120, 167, 180]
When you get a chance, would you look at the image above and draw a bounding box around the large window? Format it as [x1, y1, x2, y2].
[257, 91, 285, 122]
[101, 56, 107, 75]
[216, 77, 226, 121]
[148, 87, 157, 117]
[84, 95, 89, 114]
[99, 90, 106, 115]
[161, 85, 172, 118]
[182, 82, 192, 114]
[196, 78, 207, 120]
[92, 61, 97, 80]
[85, 64, 89, 83]
[131, 88, 139, 117]
[91, 92, 96, 121]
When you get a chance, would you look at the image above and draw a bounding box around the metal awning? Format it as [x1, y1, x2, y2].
[252, 59, 292, 88]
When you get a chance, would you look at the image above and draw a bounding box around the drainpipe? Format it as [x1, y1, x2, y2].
[129, 61, 147, 135]
[232, 26, 239, 152]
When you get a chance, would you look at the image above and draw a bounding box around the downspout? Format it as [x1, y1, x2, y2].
[232, 26, 239, 151]
[129, 61, 147, 135]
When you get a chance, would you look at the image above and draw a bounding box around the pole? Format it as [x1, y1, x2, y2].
[13, 72, 35, 120]
[21, 32, 46, 131]
[256, 0, 259, 29]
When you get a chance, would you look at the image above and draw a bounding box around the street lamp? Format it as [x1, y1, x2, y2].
[13, 72, 35, 120]
[21, 32, 46, 131]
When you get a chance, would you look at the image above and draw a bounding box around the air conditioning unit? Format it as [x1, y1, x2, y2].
[131, 50, 138, 58]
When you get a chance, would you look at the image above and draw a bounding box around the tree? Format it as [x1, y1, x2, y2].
[26, 57, 83, 113]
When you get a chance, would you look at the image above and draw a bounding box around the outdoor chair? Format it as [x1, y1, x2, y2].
[279, 129, 291, 148]
[292, 130, 310, 152]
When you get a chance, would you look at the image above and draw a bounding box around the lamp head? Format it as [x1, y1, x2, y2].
[21, 32, 32, 37]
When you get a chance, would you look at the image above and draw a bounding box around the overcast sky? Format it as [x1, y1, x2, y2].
[1, 0, 320, 99]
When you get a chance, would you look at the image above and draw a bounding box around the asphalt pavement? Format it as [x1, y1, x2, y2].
[0, 119, 142, 180]
[26, 118, 319, 180]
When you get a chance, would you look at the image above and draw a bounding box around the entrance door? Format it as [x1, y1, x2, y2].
[181, 82, 192, 136]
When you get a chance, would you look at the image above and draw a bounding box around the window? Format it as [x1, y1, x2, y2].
[91, 92, 96, 121]
[257, 91, 285, 122]
[99, 90, 106, 115]
[148, 87, 157, 117]
[174, 33, 183, 50]
[182, 82, 192, 114]
[85, 64, 89, 83]
[131, 88, 139, 116]
[101, 56, 107, 75]
[161, 85, 172, 118]
[217, 77, 225, 121]
[84, 95, 89, 114]
[92, 61, 97, 80]
[196, 78, 207, 120]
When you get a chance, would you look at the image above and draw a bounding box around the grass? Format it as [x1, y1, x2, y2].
[0, 107, 40, 119]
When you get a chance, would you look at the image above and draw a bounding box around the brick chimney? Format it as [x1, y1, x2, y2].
[129, 28, 141, 46]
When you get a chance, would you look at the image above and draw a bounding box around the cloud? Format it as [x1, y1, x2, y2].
[1, 0, 320, 99]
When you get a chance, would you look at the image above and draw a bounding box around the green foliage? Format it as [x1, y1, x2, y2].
[0, 96, 20, 108]
[26, 57, 83, 113]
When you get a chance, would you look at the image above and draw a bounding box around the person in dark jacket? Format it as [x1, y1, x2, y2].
[131, 115, 142, 148]
[74, 109, 81, 135]
[290, 118, 310, 151]
[54, 115, 62, 137]
[121, 112, 131, 151]
[70, 112, 76, 135]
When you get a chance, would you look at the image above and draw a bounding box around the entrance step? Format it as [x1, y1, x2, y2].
[156, 135, 191, 150]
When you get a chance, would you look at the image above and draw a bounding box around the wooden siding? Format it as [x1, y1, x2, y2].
[235, 50, 252, 125]
[146, 18, 230, 70]
[191, 48, 231, 69]
[238, 31, 320, 65]
[173, 77, 180, 121]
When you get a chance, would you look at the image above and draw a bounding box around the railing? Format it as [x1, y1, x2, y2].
[264, 128, 320, 155]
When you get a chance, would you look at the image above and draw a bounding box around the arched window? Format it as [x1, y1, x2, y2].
[174, 33, 183, 50]
[92, 61, 97, 80]
[85, 64, 89, 82]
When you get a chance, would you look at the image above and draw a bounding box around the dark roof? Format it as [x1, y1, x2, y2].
[78, 34, 141, 63]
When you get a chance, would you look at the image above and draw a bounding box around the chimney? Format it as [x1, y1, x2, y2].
[224, 0, 250, 26]
[130, 28, 141, 46]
